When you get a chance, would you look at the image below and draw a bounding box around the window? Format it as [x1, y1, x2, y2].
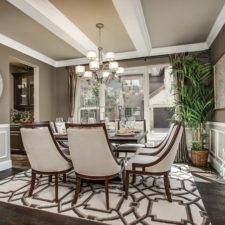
[105, 80, 121, 120]
[153, 107, 174, 128]
[79, 81, 100, 123]
[104, 75, 144, 120]
[149, 66, 175, 130]
[121, 76, 144, 120]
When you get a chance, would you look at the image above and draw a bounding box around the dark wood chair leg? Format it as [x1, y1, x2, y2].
[105, 179, 109, 210]
[164, 172, 172, 202]
[125, 171, 129, 199]
[55, 174, 58, 202]
[132, 174, 136, 183]
[39, 174, 43, 178]
[48, 175, 52, 183]
[125, 152, 128, 162]
[63, 174, 66, 183]
[122, 169, 126, 192]
[73, 175, 81, 204]
[29, 171, 36, 197]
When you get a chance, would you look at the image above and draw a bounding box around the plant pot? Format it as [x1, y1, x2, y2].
[191, 149, 208, 167]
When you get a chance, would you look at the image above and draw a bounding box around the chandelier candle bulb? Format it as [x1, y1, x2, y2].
[84, 71, 92, 78]
[109, 61, 118, 71]
[87, 51, 97, 60]
[76, 65, 85, 75]
[117, 67, 124, 74]
[103, 71, 110, 78]
[105, 52, 115, 61]
[90, 61, 100, 71]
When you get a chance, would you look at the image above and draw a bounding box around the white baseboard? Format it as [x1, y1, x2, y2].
[0, 160, 12, 171]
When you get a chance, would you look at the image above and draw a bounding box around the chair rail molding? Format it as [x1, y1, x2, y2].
[0, 124, 12, 171]
[206, 121, 225, 178]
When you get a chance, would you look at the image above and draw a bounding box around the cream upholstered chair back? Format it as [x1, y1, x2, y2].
[67, 124, 121, 177]
[156, 123, 178, 157]
[159, 123, 175, 146]
[136, 123, 176, 155]
[146, 124, 183, 173]
[21, 127, 71, 172]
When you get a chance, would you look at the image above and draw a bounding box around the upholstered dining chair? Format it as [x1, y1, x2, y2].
[124, 122, 183, 202]
[67, 123, 123, 210]
[115, 122, 175, 160]
[20, 123, 72, 202]
[136, 122, 176, 156]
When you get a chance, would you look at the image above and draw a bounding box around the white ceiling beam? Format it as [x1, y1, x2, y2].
[0, 33, 55, 66]
[150, 42, 209, 56]
[7, 0, 97, 55]
[206, 4, 225, 47]
[112, 0, 151, 57]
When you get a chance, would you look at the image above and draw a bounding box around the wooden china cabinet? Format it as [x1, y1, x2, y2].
[10, 72, 34, 155]
[13, 72, 34, 111]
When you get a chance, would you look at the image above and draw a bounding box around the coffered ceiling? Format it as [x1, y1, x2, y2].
[0, 0, 225, 67]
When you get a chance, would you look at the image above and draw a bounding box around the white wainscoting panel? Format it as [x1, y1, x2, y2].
[207, 122, 225, 178]
[0, 124, 12, 171]
[0, 130, 7, 158]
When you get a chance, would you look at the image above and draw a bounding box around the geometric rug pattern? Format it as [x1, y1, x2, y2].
[0, 164, 211, 225]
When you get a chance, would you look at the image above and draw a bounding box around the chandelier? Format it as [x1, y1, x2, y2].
[75, 23, 124, 83]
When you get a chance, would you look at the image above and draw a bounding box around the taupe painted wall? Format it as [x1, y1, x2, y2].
[210, 24, 225, 122]
[55, 67, 69, 119]
[0, 44, 56, 123]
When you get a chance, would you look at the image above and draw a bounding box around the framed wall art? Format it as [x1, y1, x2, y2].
[0, 73, 3, 97]
[214, 53, 225, 110]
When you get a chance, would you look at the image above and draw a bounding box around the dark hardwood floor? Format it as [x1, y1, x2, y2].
[191, 165, 225, 225]
[196, 182, 225, 225]
[0, 167, 225, 225]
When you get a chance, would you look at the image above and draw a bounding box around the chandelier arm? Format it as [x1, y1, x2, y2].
[102, 62, 109, 71]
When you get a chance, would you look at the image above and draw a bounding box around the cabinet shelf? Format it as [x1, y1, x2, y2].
[13, 72, 34, 111]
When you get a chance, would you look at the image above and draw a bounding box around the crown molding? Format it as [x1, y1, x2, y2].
[112, 0, 151, 56]
[55, 51, 138, 67]
[206, 4, 225, 47]
[150, 42, 209, 56]
[0, 33, 55, 66]
[7, 0, 97, 55]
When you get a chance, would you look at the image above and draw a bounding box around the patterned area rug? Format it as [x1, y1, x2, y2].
[0, 165, 211, 225]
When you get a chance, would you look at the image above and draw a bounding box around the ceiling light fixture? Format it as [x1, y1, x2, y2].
[75, 23, 124, 83]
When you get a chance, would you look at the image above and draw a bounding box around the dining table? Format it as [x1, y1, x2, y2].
[107, 131, 148, 144]
[54, 130, 148, 161]
[54, 130, 148, 145]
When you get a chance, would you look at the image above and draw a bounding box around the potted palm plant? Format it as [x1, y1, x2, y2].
[171, 53, 214, 166]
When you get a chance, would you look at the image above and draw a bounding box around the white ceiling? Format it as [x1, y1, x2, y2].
[0, 0, 225, 67]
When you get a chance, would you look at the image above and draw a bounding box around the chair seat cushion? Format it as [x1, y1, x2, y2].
[126, 155, 159, 171]
[136, 147, 160, 155]
[116, 144, 146, 152]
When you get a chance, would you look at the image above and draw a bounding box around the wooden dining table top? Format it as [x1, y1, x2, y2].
[54, 131, 148, 144]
